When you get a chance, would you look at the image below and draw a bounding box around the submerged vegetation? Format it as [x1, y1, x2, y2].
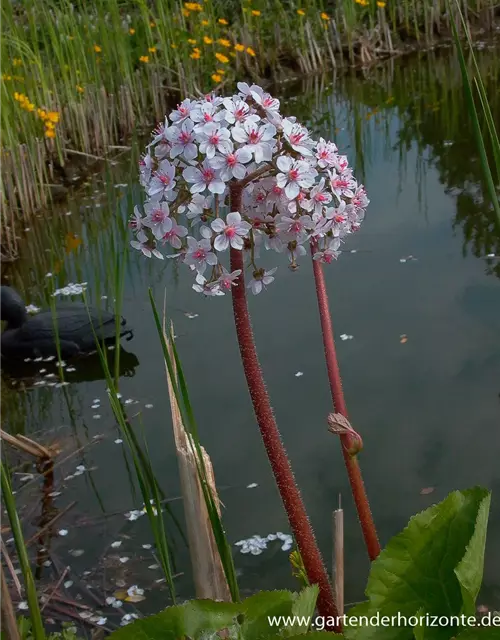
[1, 0, 498, 257]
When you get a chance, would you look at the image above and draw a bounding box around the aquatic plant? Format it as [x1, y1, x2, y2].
[131, 83, 381, 626]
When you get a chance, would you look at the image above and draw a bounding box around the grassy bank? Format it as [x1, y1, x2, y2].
[1, 0, 498, 258]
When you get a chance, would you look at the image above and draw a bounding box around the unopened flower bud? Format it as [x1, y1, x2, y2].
[327, 412, 363, 457]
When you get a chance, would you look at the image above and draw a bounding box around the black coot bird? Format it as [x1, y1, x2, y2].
[1, 286, 133, 360]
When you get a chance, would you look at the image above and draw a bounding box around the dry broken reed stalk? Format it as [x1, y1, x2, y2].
[163, 325, 231, 602]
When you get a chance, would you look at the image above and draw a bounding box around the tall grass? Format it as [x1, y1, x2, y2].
[1, 0, 496, 246]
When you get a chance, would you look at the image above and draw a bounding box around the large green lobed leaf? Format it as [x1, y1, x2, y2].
[345, 487, 491, 640]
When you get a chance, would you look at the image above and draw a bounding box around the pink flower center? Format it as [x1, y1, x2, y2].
[178, 105, 188, 115]
[220, 278, 232, 290]
[235, 107, 247, 120]
[226, 154, 237, 167]
[159, 173, 171, 185]
[288, 168, 299, 181]
[203, 112, 213, 122]
[290, 222, 302, 233]
[248, 129, 261, 144]
[179, 131, 192, 143]
[315, 193, 328, 202]
[272, 185, 282, 195]
[289, 130, 306, 145]
[151, 209, 166, 222]
[332, 179, 348, 189]
[202, 168, 215, 183]
[255, 191, 266, 203]
[334, 214, 345, 223]
[297, 191, 306, 202]
[324, 252, 334, 264]
[193, 248, 206, 260]
[224, 226, 237, 238]
[262, 96, 275, 108]
[209, 133, 220, 145]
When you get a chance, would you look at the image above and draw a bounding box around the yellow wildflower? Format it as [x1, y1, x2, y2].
[234, 43, 245, 52]
[215, 52, 229, 63]
[76, 85, 85, 93]
[246, 46, 256, 56]
[129, 28, 136, 35]
[182, 8, 190, 16]
[202, 19, 210, 25]
[2, 74, 12, 81]
[37, 109, 46, 119]
[188, 38, 197, 44]
[320, 12, 329, 20]
[139, 55, 150, 63]
[216, 68, 225, 74]
[218, 38, 231, 47]
[94, 44, 102, 53]
[204, 36, 213, 44]
[211, 73, 222, 82]
[47, 111, 60, 123]
[45, 121, 55, 130]
[376, 1, 386, 6]
[218, 18, 228, 24]
[184, 2, 202, 10]
[251, 10, 261, 16]
[13, 58, 23, 67]
[150, 21, 156, 27]
[297, 9, 305, 15]
[190, 50, 201, 59]
[148, 46, 157, 53]
[171, 43, 178, 48]
[45, 128, 56, 139]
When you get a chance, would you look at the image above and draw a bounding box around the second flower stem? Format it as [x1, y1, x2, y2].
[311, 248, 381, 561]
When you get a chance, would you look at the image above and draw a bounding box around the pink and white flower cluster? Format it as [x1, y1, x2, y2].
[130, 83, 369, 296]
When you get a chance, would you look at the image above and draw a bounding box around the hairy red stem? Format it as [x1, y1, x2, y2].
[311, 248, 381, 561]
[229, 186, 339, 630]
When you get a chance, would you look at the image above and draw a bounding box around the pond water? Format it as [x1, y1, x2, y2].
[2, 44, 500, 624]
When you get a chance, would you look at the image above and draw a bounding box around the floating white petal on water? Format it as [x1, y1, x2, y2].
[121, 613, 139, 626]
[20, 474, 35, 482]
[26, 304, 41, 314]
[487, 253, 497, 258]
[69, 549, 84, 557]
[95, 617, 108, 626]
[111, 541, 122, 549]
[53, 282, 88, 297]
[39, 369, 47, 374]
[115, 183, 128, 188]
[350, 249, 357, 253]
[91, 404, 100, 410]
[93, 414, 101, 420]
[145, 404, 154, 409]
[93, 398, 100, 404]
[142, 543, 152, 549]
[105, 596, 117, 606]
[127, 585, 144, 597]
[115, 439, 123, 444]
[125, 399, 134, 405]
[126, 510, 144, 521]
[246, 483, 258, 489]
[339, 334, 353, 341]
[75, 465, 86, 474]
[58, 529, 69, 537]
[185, 312, 199, 319]
[64, 580, 73, 589]
[148, 564, 160, 570]
[294, 371, 304, 377]
[55, 382, 70, 388]
[48, 491, 62, 497]
[18, 601, 29, 611]
[119, 557, 130, 564]
[66, 367, 76, 372]
[43, 560, 52, 567]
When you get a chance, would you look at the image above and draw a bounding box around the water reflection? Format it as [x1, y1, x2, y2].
[1, 44, 500, 615]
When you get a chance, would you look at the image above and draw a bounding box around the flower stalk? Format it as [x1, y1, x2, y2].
[311, 246, 381, 561]
[230, 184, 340, 630]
